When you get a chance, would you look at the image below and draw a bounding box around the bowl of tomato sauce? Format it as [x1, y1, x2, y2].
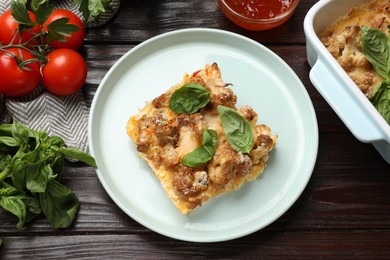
[218, 0, 300, 31]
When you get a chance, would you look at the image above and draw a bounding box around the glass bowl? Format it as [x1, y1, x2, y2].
[218, 0, 300, 31]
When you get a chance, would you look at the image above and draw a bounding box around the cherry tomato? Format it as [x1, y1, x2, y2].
[0, 48, 41, 97]
[43, 9, 85, 50]
[0, 10, 40, 46]
[42, 48, 87, 96]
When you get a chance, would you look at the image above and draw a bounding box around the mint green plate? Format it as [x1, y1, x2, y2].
[88, 28, 318, 242]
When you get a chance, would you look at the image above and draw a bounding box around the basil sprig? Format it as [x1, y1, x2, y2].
[361, 26, 390, 124]
[217, 105, 254, 154]
[0, 120, 97, 230]
[169, 83, 210, 114]
[182, 129, 218, 167]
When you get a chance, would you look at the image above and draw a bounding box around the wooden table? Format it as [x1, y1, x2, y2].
[1, 0, 389, 258]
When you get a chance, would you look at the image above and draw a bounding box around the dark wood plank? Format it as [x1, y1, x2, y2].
[2, 0, 390, 258]
[1, 134, 388, 235]
[84, 0, 316, 44]
[1, 231, 390, 259]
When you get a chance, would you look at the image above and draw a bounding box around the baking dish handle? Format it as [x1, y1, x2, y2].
[310, 58, 383, 143]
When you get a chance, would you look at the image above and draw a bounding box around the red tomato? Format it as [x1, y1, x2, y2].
[0, 48, 41, 97]
[42, 48, 87, 96]
[0, 10, 40, 45]
[43, 9, 85, 50]
[192, 69, 201, 77]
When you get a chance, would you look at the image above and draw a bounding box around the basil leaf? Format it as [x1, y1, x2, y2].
[39, 180, 79, 229]
[182, 146, 212, 167]
[11, 121, 30, 147]
[0, 186, 18, 197]
[202, 129, 218, 155]
[217, 105, 254, 153]
[0, 195, 27, 230]
[361, 26, 390, 79]
[22, 194, 41, 216]
[0, 123, 13, 136]
[87, 0, 111, 18]
[370, 80, 390, 124]
[1, 180, 42, 220]
[11, 158, 27, 190]
[51, 155, 65, 176]
[47, 136, 66, 148]
[0, 136, 20, 147]
[74, 0, 112, 20]
[169, 84, 210, 114]
[25, 161, 50, 193]
[182, 129, 218, 167]
[58, 147, 98, 168]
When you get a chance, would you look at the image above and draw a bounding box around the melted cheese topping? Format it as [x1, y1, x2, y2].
[126, 63, 277, 214]
[319, 0, 390, 97]
[177, 126, 201, 159]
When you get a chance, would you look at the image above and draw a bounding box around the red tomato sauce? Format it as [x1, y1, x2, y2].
[224, 0, 292, 19]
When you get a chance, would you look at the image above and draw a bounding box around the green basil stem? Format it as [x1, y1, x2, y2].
[0, 167, 11, 182]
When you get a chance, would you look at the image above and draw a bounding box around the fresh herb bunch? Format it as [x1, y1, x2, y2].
[0, 120, 97, 230]
[361, 25, 390, 124]
[26, 0, 112, 22]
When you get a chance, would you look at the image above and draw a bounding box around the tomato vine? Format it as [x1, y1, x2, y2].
[0, 0, 87, 97]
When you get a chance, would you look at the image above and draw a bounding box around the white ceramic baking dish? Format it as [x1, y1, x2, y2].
[304, 0, 390, 163]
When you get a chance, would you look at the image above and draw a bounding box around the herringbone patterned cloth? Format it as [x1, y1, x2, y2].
[0, 0, 120, 152]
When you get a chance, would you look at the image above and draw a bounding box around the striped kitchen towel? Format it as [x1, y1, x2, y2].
[0, 0, 120, 152]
